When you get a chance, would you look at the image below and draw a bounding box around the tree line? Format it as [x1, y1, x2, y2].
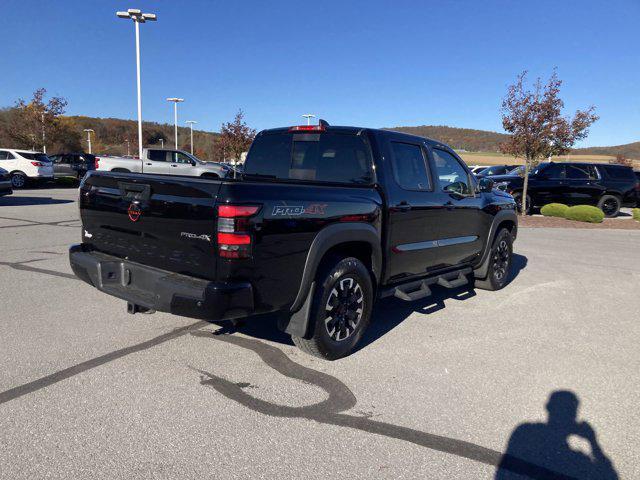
[0, 88, 255, 162]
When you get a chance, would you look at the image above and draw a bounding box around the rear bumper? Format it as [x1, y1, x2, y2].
[69, 244, 254, 321]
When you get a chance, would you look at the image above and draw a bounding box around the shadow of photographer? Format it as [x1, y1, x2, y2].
[496, 390, 618, 480]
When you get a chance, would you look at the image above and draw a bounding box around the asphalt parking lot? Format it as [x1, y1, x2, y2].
[1, 187, 639, 479]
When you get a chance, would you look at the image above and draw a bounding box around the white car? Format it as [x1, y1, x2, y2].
[0, 149, 54, 188]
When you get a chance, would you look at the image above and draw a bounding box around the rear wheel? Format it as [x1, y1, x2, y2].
[292, 256, 373, 360]
[11, 172, 27, 189]
[597, 195, 620, 218]
[474, 229, 513, 291]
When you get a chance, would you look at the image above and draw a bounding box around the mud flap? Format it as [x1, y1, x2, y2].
[279, 282, 316, 338]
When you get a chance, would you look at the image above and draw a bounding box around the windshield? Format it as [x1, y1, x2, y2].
[507, 166, 524, 175]
[481, 165, 507, 176]
[19, 152, 51, 162]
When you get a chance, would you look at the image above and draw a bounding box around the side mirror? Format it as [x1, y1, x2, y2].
[478, 177, 494, 193]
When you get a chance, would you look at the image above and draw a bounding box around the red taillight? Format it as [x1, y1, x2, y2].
[288, 125, 326, 132]
[217, 204, 260, 259]
[31, 161, 44, 167]
[95, 157, 100, 169]
[218, 205, 259, 217]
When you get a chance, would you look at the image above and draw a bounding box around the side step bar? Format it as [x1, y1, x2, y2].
[380, 267, 472, 302]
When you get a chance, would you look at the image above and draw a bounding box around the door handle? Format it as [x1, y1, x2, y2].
[170, 164, 178, 167]
[395, 202, 411, 212]
[145, 162, 152, 166]
[445, 201, 455, 210]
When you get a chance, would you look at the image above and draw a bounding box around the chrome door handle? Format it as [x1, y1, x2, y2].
[396, 202, 411, 212]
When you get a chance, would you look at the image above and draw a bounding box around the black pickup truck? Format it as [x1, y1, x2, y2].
[69, 123, 517, 359]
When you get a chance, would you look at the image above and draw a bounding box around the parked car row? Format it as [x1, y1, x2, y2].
[488, 162, 639, 217]
[0, 147, 233, 191]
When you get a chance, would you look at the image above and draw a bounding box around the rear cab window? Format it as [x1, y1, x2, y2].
[389, 142, 431, 191]
[245, 131, 373, 185]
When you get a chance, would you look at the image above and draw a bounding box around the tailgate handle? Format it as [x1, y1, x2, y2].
[118, 182, 151, 201]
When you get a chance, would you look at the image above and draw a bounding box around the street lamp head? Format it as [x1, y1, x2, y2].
[186, 120, 197, 125]
[166, 97, 184, 103]
[117, 9, 156, 23]
[83, 129, 94, 133]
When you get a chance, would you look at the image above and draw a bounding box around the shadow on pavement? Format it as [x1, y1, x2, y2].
[234, 253, 528, 352]
[496, 391, 618, 480]
[0, 196, 74, 206]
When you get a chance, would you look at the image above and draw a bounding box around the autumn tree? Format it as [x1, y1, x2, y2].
[500, 71, 598, 214]
[215, 110, 256, 164]
[8, 88, 71, 152]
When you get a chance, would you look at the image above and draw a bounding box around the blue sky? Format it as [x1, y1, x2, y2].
[2, 0, 638, 147]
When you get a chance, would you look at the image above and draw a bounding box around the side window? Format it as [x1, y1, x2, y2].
[173, 152, 193, 164]
[0, 151, 7, 161]
[543, 164, 565, 179]
[148, 150, 167, 162]
[389, 142, 431, 190]
[566, 165, 595, 180]
[432, 148, 471, 195]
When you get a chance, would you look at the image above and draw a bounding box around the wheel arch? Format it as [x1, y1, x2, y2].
[473, 209, 518, 279]
[279, 223, 381, 338]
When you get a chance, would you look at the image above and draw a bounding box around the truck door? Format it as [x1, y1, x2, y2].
[564, 164, 604, 205]
[529, 163, 566, 205]
[169, 151, 196, 176]
[143, 149, 173, 174]
[384, 139, 447, 281]
[428, 147, 484, 268]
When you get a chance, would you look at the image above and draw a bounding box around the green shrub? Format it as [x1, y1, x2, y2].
[565, 205, 605, 224]
[540, 203, 569, 218]
[633, 208, 640, 222]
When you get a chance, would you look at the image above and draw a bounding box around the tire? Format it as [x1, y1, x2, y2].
[474, 229, 513, 291]
[10, 172, 27, 189]
[292, 256, 373, 360]
[597, 194, 621, 218]
[512, 192, 532, 215]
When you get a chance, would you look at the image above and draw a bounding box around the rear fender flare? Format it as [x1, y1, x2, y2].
[280, 223, 381, 338]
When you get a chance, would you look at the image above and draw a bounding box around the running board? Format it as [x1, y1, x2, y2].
[381, 267, 472, 302]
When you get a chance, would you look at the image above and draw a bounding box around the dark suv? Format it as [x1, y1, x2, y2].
[49, 153, 96, 180]
[490, 162, 639, 216]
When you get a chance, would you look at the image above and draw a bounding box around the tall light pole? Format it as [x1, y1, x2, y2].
[167, 98, 184, 149]
[41, 112, 46, 153]
[185, 120, 197, 155]
[302, 114, 316, 125]
[160, 138, 164, 149]
[83, 129, 94, 154]
[116, 8, 156, 160]
[125, 139, 130, 156]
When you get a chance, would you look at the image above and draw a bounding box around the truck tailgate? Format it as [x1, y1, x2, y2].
[79, 172, 222, 281]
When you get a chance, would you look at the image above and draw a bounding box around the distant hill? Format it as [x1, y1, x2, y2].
[573, 142, 640, 160]
[64, 116, 219, 159]
[0, 109, 219, 160]
[386, 125, 509, 152]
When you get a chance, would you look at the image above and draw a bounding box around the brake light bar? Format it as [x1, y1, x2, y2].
[31, 161, 45, 167]
[288, 125, 326, 132]
[217, 204, 261, 259]
[95, 157, 100, 170]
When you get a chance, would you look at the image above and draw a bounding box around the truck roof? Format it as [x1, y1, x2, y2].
[257, 125, 455, 151]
